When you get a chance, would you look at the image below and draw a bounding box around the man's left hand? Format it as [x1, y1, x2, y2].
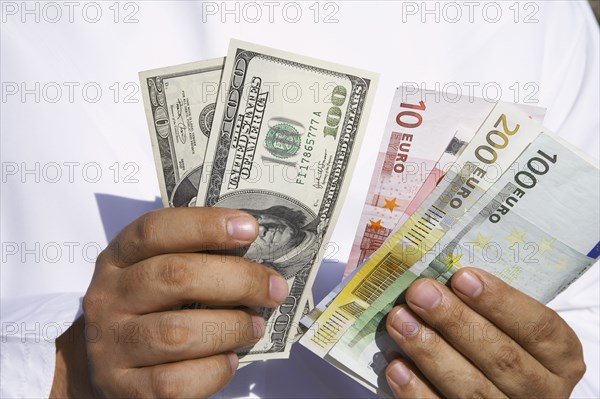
[385, 267, 586, 398]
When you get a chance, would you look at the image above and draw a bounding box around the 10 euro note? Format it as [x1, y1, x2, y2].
[196, 39, 378, 361]
[327, 131, 600, 394]
[139, 58, 224, 207]
[300, 101, 545, 358]
[345, 86, 546, 279]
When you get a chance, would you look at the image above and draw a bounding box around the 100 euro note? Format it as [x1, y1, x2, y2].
[300, 101, 545, 358]
[304, 94, 544, 330]
[196, 39, 378, 361]
[344, 86, 546, 279]
[327, 131, 600, 394]
[139, 58, 224, 207]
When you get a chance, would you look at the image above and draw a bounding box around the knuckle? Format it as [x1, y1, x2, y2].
[157, 313, 191, 349]
[451, 372, 492, 399]
[567, 358, 587, 382]
[477, 280, 504, 316]
[112, 370, 144, 399]
[448, 301, 467, 322]
[574, 358, 587, 380]
[195, 361, 232, 397]
[466, 387, 488, 399]
[492, 345, 523, 374]
[82, 290, 104, 317]
[528, 308, 560, 343]
[151, 367, 183, 399]
[239, 264, 264, 300]
[439, 302, 468, 342]
[120, 264, 151, 293]
[159, 255, 192, 289]
[404, 330, 436, 356]
[135, 211, 161, 245]
[95, 248, 111, 267]
[215, 354, 235, 380]
[522, 368, 548, 393]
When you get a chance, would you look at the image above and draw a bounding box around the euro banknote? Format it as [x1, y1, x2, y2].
[344, 86, 546, 279]
[304, 93, 544, 331]
[300, 101, 546, 358]
[327, 131, 600, 393]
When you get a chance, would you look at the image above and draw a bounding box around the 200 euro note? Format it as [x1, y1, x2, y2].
[327, 131, 600, 394]
[344, 86, 546, 279]
[300, 102, 545, 358]
[196, 39, 378, 361]
[304, 94, 544, 331]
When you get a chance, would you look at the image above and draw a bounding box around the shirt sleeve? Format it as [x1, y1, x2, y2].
[1, 293, 83, 399]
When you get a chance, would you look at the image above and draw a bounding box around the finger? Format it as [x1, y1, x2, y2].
[117, 309, 263, 367]
[120, 352, 238, 398]
[386, 358, 441, 399]
[387, 305, 506, 399]
[450, 267, 586, 380]
[405, 278, 558, 397]
[102, 208, 258, 268]
[118, 253, 288, 313]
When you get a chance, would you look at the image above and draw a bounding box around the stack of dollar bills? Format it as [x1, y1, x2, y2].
[140, 40, 600, 390]
[140, 39, 378, 363]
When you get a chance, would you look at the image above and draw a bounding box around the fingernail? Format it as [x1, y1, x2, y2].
[227, 352, 239, 374]
[453, 271, 483, 298]
[390, 307, 420, 337]
[269, 275, 288, 303]
[409, 281, 442, 310]
[251, 315, 266, 339]
[387, 361, 412, 386]
[227, 216, 257, 241]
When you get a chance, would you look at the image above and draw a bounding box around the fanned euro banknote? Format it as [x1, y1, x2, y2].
[344, 86, 546, 279]
[299, 102, 548, 358]
[196, 39, 378, 361]
[304, 88, 544, 332]
[327, 131, 600, 394]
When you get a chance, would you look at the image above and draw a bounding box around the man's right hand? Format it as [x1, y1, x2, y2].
[50, 207, 289, 398]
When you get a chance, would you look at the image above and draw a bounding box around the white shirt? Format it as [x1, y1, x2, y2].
[1, 1, 598, 398]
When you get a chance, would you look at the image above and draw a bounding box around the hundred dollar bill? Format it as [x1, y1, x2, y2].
[300, 102, 545, 358]
[196, 39, 378, 360]
[328, 132, 600, 393]
[291, 295, 314, 343]
[301, 259, 361, 330]
[139, 58, 224, 207]
[345, 86, 546, 279]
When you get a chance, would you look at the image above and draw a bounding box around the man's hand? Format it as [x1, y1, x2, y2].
[385, 267, 586, 398]
[50, 207, 289, 398]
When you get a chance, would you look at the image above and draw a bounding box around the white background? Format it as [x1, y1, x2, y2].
[1, 1, 599, 397]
